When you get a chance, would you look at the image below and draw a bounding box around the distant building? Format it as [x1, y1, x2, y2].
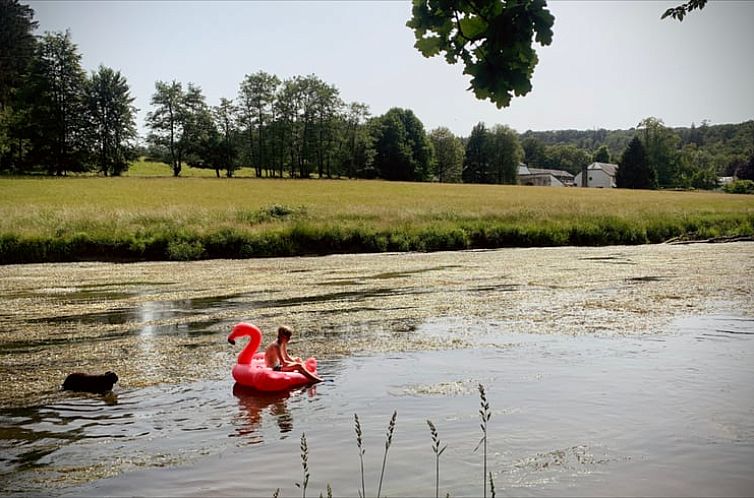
[574, 162, 619, 188]
[718, 176, 734, 186]
[517, 165, 575, 187]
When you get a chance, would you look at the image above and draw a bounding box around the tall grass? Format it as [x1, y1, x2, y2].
[427, 419, 447, 498]
[1, 177, 752, 263]
[297, 432, 310, 498]
[475, 384, 493, 498]
[377, 410, 397, 498]
[354, 414, 366, 498]
[287, 386, 501, 496]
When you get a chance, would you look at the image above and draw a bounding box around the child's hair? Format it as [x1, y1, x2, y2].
[277, 326, 293, 341]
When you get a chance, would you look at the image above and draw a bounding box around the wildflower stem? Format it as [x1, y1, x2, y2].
[377, 410, 397, 498]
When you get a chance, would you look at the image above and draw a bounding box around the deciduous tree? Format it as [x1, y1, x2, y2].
[85, 65, 137, 176]
[463, 122, 490, 184]
[0, 0, 37, 108]
[638, 117, 680, 188]
[212, 97, 241, 177]
[339, 101, 374, 179]
[488, 124, 522, 184]
[371, 108, 432, 182]
[25, 30, 89, 175]
[238, 71, 279, 176]
[592, 144, 611, 163]
[146, 81, 209, 176]
[429, 126, 463, 183]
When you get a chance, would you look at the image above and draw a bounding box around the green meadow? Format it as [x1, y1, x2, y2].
[1, 164, 753, 263]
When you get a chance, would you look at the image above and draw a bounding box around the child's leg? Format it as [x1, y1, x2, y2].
[283, 362, 322, 383]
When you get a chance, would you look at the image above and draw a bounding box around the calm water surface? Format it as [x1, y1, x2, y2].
[0, 315, 752, 496]
[1, 245, 753, 496]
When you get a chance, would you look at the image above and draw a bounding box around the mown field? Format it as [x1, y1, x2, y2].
[1, 166, 753, 263]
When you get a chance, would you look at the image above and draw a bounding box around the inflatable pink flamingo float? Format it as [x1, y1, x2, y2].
[227, 322, 319, 392]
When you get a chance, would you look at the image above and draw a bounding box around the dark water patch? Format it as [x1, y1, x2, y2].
[365, 264, 463, 280]
[318, 279, 363, 286]
[314, 306, 382, 315]
[250, 286, 430, 309]
[473, 283, 520, 292]
[627, 276, 666, 283]
[26, 293, 258, 327]
[2, 318, 226, 355]
[579, 255, 637, 266]
[0, 329, 137, 355]
[715, 328, 754, 335]
[33, 282, 178, 303]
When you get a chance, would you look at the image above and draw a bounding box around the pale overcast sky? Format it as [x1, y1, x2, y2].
[27, 0, 754, 137]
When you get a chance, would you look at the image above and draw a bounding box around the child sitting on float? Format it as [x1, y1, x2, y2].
[264, 326, 322, 383]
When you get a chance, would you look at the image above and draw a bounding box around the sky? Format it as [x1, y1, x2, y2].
[27, 0, 754, 138]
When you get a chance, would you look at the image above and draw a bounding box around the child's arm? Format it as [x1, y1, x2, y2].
[280, 342, 302, 365]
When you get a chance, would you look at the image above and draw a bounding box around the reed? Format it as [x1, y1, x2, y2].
[297, 432, 310, 498]
[427, 419, 447, 498]
[474, 384, 492, 498]
[354, 413, 366, 498]
[377, 410, 397, 498]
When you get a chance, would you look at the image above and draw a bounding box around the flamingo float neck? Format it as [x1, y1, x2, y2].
[227, 323, 263, 365]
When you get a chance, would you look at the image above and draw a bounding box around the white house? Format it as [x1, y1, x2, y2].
[517, 165, 575, 187]
[574, 162, 619, 188]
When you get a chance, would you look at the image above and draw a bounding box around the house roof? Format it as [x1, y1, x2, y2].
[587, 162, 618, 177]
[527, 168, 574, 179]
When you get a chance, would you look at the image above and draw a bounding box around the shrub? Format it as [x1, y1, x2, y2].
[723, 179, 754, 194]
[166, 240, 205, 261]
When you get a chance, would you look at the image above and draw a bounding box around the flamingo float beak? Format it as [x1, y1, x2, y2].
[228, 338, 236, 345]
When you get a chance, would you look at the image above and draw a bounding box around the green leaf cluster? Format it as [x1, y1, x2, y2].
[407, 0, 554, 108]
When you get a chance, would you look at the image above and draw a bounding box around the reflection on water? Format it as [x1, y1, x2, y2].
[231, 383, 317, 440]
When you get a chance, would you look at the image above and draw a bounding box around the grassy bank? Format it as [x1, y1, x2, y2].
[1, 176, 753, 263]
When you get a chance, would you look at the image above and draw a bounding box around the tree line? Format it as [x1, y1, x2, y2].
[2, 0, 752, 190]
[521, 119, 754, 189]
[0, 3, 137, 176]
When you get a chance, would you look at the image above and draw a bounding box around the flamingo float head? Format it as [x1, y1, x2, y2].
[227, 322, 264, 365]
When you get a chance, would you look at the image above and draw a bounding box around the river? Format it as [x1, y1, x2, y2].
[1, 243, 753, 495]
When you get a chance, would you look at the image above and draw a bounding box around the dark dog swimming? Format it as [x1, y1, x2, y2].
[62, 371, 119, 394]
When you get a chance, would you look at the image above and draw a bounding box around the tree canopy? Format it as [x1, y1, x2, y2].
[0, 0, 37, 108]
[462, 122, 522, 184]
[86, 65, 137, 176]
[370, 108, 432, 182]
[617, 136, 656, 189]
[429, 126, 464, 183]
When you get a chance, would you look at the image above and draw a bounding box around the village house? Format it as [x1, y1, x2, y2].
[574, 162, 619, 188]
[517, 165, 575, 187]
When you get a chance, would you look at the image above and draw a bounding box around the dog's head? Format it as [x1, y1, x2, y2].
[104, 371, 119, 384]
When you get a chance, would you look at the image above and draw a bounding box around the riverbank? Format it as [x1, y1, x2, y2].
[1, 177, 753, 263]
